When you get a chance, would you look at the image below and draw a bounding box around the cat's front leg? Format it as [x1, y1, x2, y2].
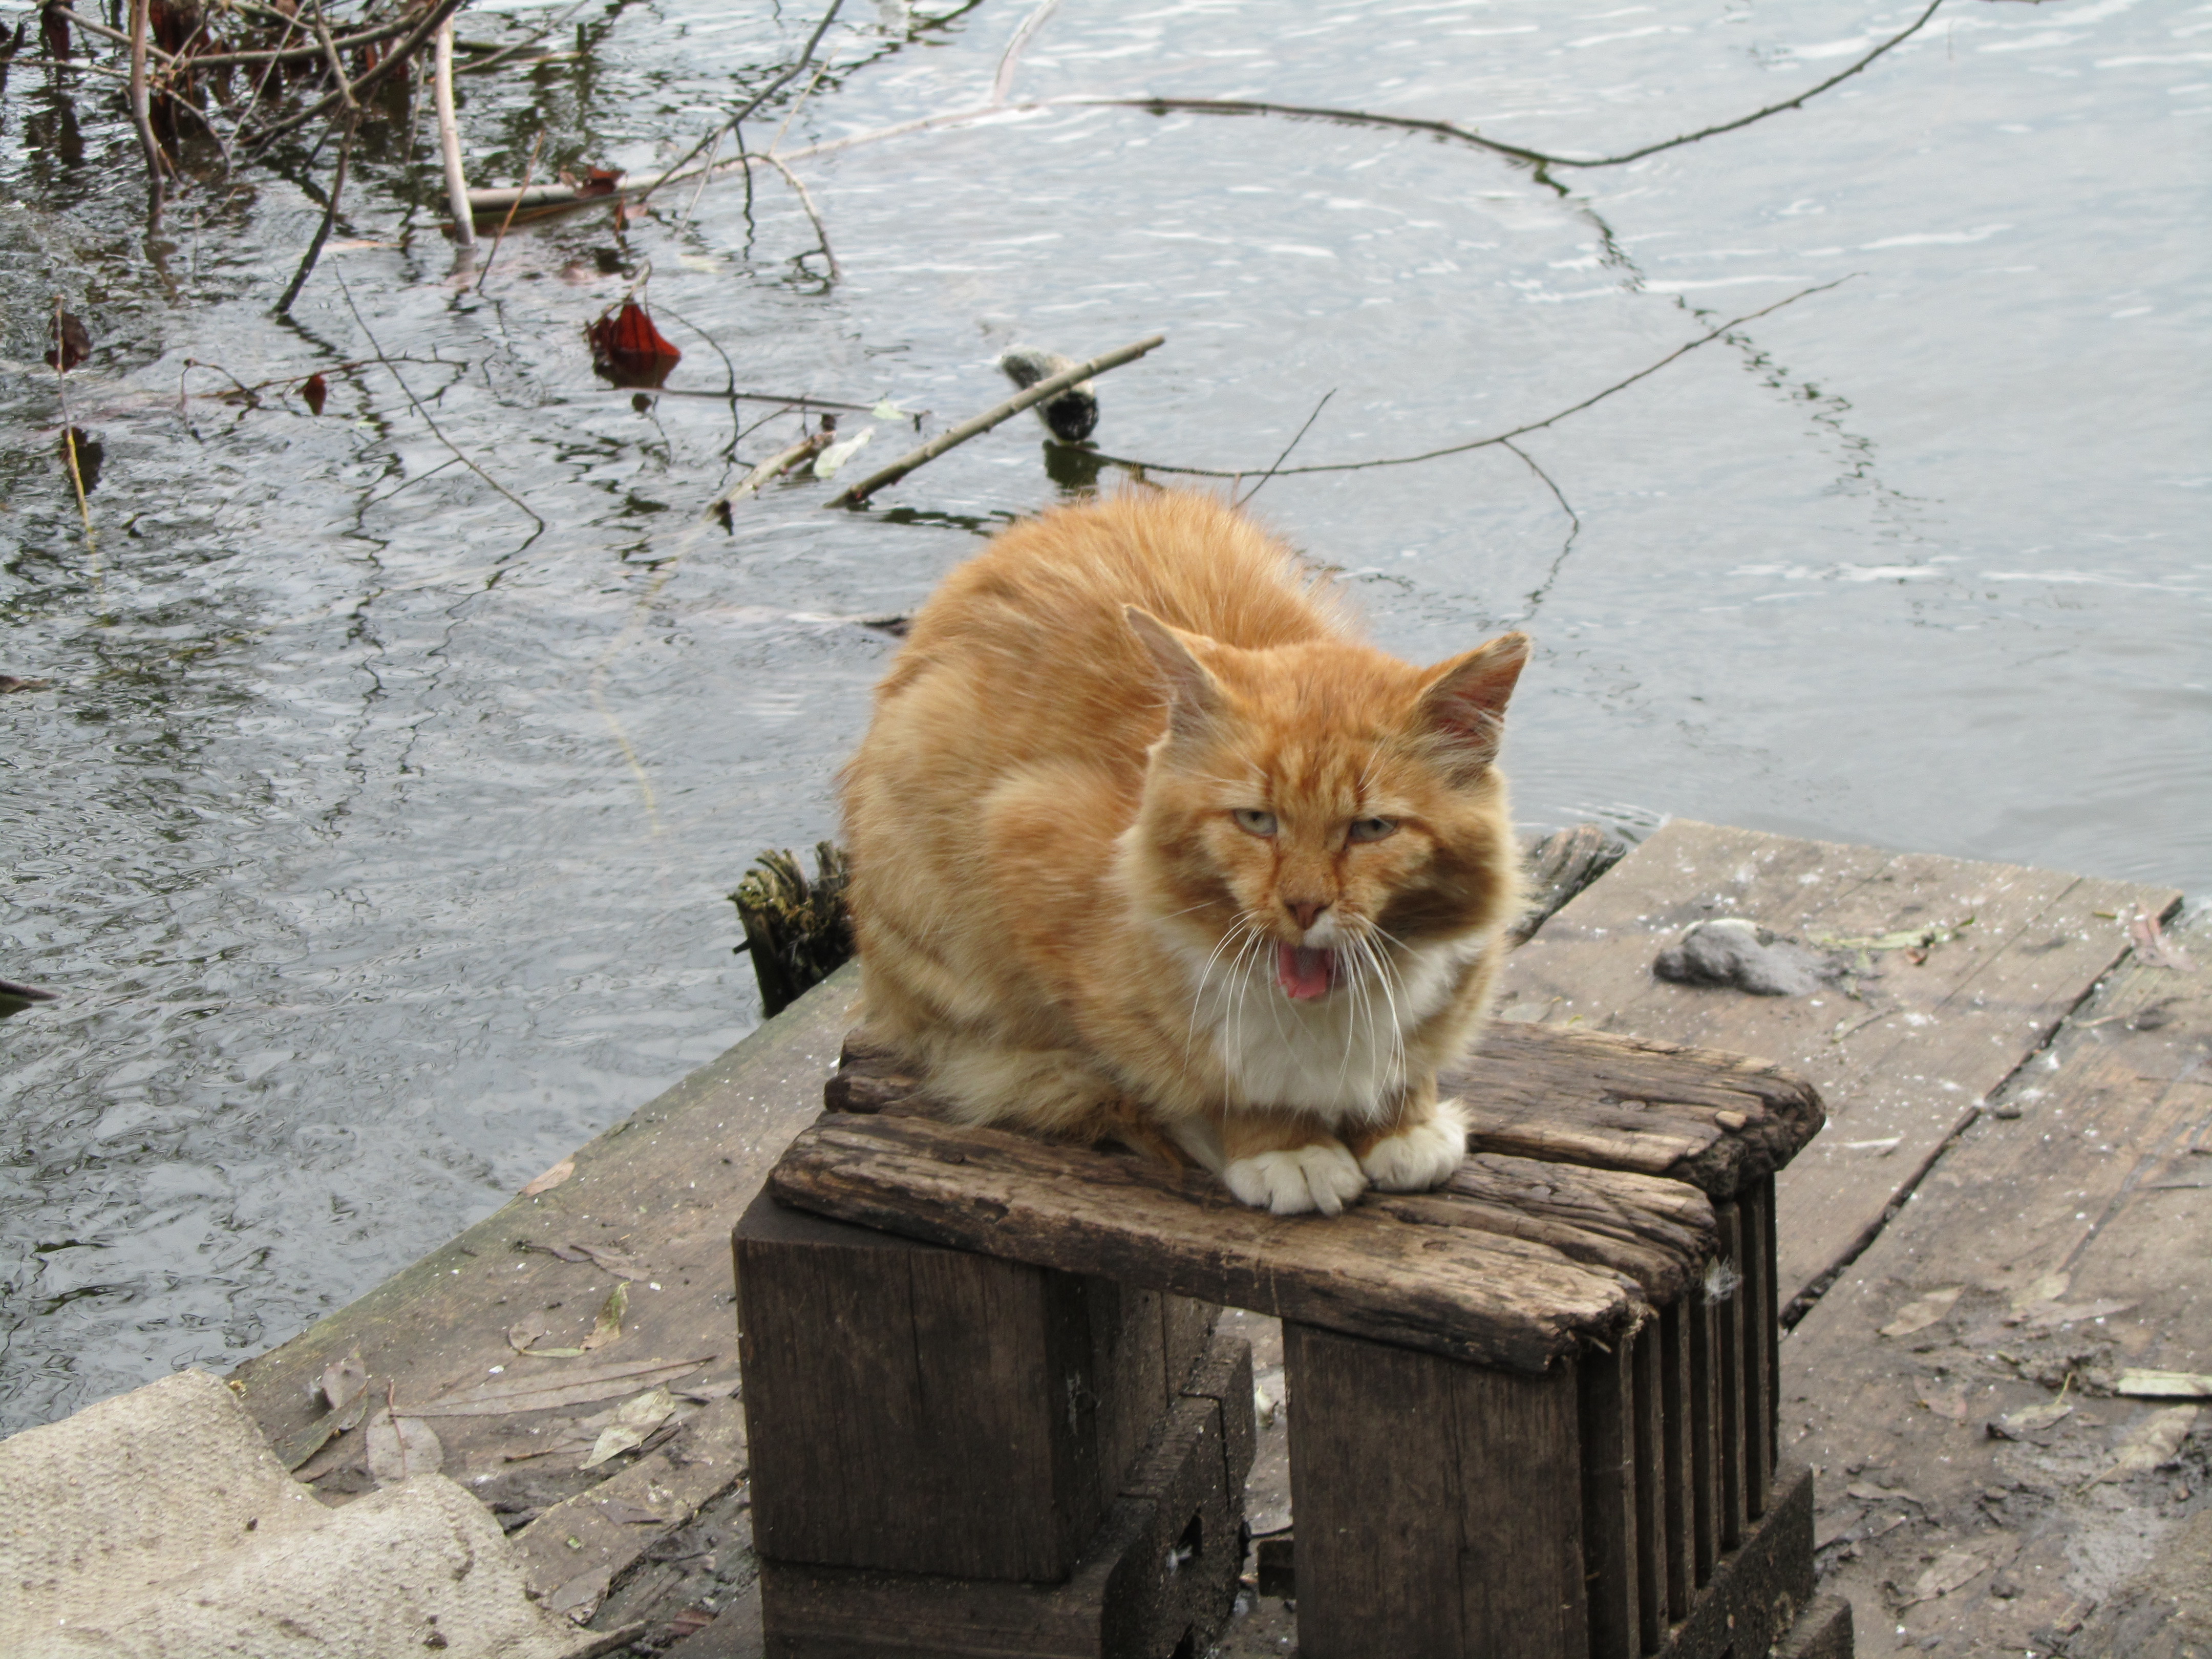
[1345, 1084, 1469, 1193]
[1213, 1108, 1367, 1217]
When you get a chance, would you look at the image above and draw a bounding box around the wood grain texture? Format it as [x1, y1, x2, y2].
[1781, 909, 2211, 1657]
[1284, 1323, 1587, 1659]
[767, 1113, 1663, 1372]
[1580, 1339, 1641, 1659]
[1497, 819, 2182, 1306]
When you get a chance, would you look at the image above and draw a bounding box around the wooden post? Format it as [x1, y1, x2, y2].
[734, 1191, 1200, 1582]
[1579, 1339, 1640, 1659]
[1718, 1203, 1751, 1551]
[1689, 1269, 1722, 1588]
[1631, 1322, 1668, 1651]
[1285, 1323, 1587, 1658]
[1658, 1299, 1695, 1614]
[1740, 1180, 1774, 1518]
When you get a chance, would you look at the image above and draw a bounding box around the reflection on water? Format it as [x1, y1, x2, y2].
[2, 0, 2205, 1430]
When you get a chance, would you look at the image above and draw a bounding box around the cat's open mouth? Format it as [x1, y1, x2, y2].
[1275, 944, 1338, 1002]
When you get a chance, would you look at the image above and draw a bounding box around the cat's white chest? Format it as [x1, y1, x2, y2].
[1187, 940, 1468, 1122]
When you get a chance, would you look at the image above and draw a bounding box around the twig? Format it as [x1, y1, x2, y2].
[991, 0, 1061, 105]
[46, 5, 168, 61]
[308, 0, 357, 111]
[182, 7, 423, 71]
[1501, 438, 1581, 617]
[433, 18, 475, 248]
[52, 299, 97, 570]
[1080, 285, 1844, 481]
[707, 426, 835, 518]
[632, 0, 846, 208]
[1080, 3, 1947, 177]
[754, 151, 838, 280]
[829, 334, 1165, 508]
[450, 0, 592, 76]
[1235, 388, 1334, 507]
[332, 272, 542, 537]
[274, 109, 354, 315]
[126, 0, 169, 206]
[245, 0, 469, 152]
[475, 132, 544, 292]
[767, 61, 832, 153]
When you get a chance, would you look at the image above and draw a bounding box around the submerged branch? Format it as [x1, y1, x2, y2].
[1078, 284, 1846, 482]
[828, 334, 1166, 508]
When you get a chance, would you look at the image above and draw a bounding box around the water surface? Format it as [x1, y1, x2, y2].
[1, 0, 2205, 1430]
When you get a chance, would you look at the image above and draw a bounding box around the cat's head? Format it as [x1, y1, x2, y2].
[1121, 608, 1527, 1002]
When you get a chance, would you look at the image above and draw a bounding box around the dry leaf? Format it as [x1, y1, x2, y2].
[2010, 1271, 2070, 1312]
[366, 1406, 444, 1484]
[2116, 1369, 2212, 1400]
[2091, 1406, 2199, 1485]
[2016, 1298, 2135, 1332]
[1987, 1399, 2073, 1440]
[1880, 1286, 1963, 1338]
[523, 1157, 576, 1196]
[46, 311, 90, 373]
[580, 1283, 628, 1352]
[1916, 1379, 1971, 1421]
[580, 1385, 676, 1469]
[319, 1350, 368, 1412]
[585, 298, 682, 389]
[299, 373, 328, 416]
[2129, 906, 2197, 972]
[1905, 1547, 1991, 1604]
[412, 1354, 712, 1417]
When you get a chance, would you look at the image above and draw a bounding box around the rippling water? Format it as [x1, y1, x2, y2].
[1, 0, 2204, 1430]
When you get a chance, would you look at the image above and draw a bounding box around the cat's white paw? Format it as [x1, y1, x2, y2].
[1223, 1142, 1367, 1216]
[1359, 1097, 1470, 1192]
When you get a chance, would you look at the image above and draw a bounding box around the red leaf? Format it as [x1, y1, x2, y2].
[45, 311, 89, 374]
[578, 167, 623, 199]
[300, 373, 328, 416]
[586, 299, 682, 389]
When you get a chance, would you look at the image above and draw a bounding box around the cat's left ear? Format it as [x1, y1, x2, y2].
[1126, 607, 1228, 742]
[1415, 632, 1530, 776]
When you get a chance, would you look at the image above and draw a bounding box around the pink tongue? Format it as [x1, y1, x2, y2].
[1276, 945, 1335, 1002]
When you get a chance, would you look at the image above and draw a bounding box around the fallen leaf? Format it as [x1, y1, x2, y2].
[1880, 1286, 1963, 1338]
[581, 1385, 675, 1469]
[299, 373, 328, 416]
[811, 427, 875, 479]
[2091, 1406, 2199, 1484]
[545, 1564, 613, 1625]
[2010, 1271, 2071, 1312]
[522, 1157, 575, 1196]
[1917, 1379, 1971, 1421]
[2116, 1369, 2212, 1400]
[413, 1355, 712, 1417]
[579, 1282, 628, 1352]
[271, 1374, 373, 1472]
[320, 1349, 368, 1412]
[46, 311, 90, 373]
[597, 1499, 669, 1525]
[668, 1607, 717, 1639]
[586, 298, 681, 389]
[2129, 907, 2197, 973]
[1987, 1399, 2073, 1440]
[507, 1310, 554, 1354]
[366, 1406, 444, 1484]
[1905, 1546, 1991, 1604]
[2016, 1298, 2135, 1332]
[0, 677, 55, 694]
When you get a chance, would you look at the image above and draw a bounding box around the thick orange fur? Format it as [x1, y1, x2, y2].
[840, 491, 1528, 1215]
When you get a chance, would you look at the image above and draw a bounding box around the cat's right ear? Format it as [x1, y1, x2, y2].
[1125, 607, 1226, 741]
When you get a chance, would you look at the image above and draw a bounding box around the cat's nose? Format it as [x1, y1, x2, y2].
[1285, 897, 1330, 931]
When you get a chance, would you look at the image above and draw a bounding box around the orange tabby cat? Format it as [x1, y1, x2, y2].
[840, 491, 1527, 1215]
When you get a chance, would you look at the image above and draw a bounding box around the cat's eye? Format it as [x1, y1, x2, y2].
[1231, 809, 1278, 837]
[1347, 817, 1397, 844]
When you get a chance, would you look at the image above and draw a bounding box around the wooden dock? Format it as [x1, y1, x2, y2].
[229, 820, 2203, 1658]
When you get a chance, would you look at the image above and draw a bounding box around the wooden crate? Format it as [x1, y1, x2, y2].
[768, 1018, 1838, 1658]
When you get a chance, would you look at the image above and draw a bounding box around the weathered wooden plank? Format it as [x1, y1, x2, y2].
[1781, 909, 2210, 1657]
[735, 1192, 1113, 1581]
[512, 1395, 748, 1620]
[831, 1018, 1824, 1210]
[1655, 1463, 1817, 1659]
[767, 1113, 1653, 1372]
[1632, 1322, 1669, 1651]
[1445, 1022, 1825, 1200]
[1498, 818, 2181, 1308]
[1715, 1203, 1747, 1553]
[1284, 1324, 1586, 1659]
[231, 965, 861, 1487]
[1657, 1299, 1695, 1615]
[1580, 1338, 1641, 1659]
